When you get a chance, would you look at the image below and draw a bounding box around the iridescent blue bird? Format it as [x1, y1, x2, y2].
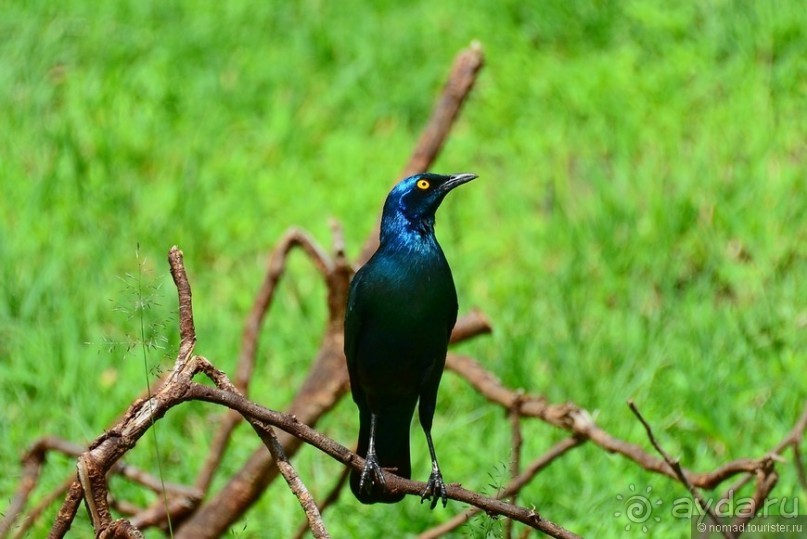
[345, 172, 477, 508]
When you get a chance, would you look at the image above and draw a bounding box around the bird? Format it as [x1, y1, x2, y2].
[344, 172, 477, 508]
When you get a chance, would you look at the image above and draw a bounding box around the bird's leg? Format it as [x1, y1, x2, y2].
[420, 429, 447, 509]
[358, 413, 386, 494]
[419, 385, 448, 508]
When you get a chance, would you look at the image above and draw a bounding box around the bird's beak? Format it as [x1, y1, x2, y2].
[440, 173, 478, 192]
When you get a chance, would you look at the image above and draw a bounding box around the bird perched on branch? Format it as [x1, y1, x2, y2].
[345, 172, 477, 508]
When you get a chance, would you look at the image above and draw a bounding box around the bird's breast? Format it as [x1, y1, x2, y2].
[366, 250, 457, 318]
[351, 250, 457, 395]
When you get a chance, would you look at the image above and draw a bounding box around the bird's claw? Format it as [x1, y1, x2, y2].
[420, 470, 447, 509]
[358, 454, 385, 494]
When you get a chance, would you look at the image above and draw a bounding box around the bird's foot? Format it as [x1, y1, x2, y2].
[358, 453, 386, 494]
[420, 470, 447, 509]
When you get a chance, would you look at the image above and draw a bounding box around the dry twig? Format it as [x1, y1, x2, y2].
[505, 395, 524, 539]
[628, 400, 731, 539]
[418, 436, 585, 539]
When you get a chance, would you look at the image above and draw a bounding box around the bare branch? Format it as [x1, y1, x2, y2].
[98, 519, 144, 539]
[795, 443, 807, 492]
[8, 477, 72, 539]
[505, 396, 524, 539]
[185, 382, 580, 538]
[237, 228, 332, 391]
[775, 403, 807, 492]
[771, 402, 807, 453]
[450, 308, 492, 343]
[0, 438, 81, 537]
[401, 40, 485, 178]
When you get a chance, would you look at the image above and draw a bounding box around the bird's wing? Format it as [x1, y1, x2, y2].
[447, 302, 458, 341]
[344, 267, 365, 402]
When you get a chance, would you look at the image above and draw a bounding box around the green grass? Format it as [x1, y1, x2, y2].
[2, 0, 806, 537]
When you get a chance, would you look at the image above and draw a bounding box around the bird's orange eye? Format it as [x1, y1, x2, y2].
[416, 179, 430, 190]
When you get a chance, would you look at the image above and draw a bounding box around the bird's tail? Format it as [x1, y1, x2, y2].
[350, 400, 416, 504]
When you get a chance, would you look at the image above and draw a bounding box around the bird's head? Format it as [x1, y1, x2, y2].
[381, 173, 477, 239]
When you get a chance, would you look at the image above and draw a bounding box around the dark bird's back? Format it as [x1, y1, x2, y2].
[345, 172, 477, 506]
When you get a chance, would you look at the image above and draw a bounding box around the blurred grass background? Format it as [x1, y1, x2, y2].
[1, 0, 805, 537]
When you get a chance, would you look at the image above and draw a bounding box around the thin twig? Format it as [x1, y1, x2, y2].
[185, 381, 580, 539]
[448, 354, 768, 489]
[9, 477, 72, 539]
[505, 395, 524, 539]
[729, 466, 778, 531]
[628, 400, 732, 539]
[794, 443, 807, 492]
[236, 228, 332, 391]
[770, 402, 807, 453]
[775, 403, 807, 492]
[418, 436, 585, 539]
[47, 248, 201, 538]
[717, 401, 807, 506]
[109, 498, 141, 517]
